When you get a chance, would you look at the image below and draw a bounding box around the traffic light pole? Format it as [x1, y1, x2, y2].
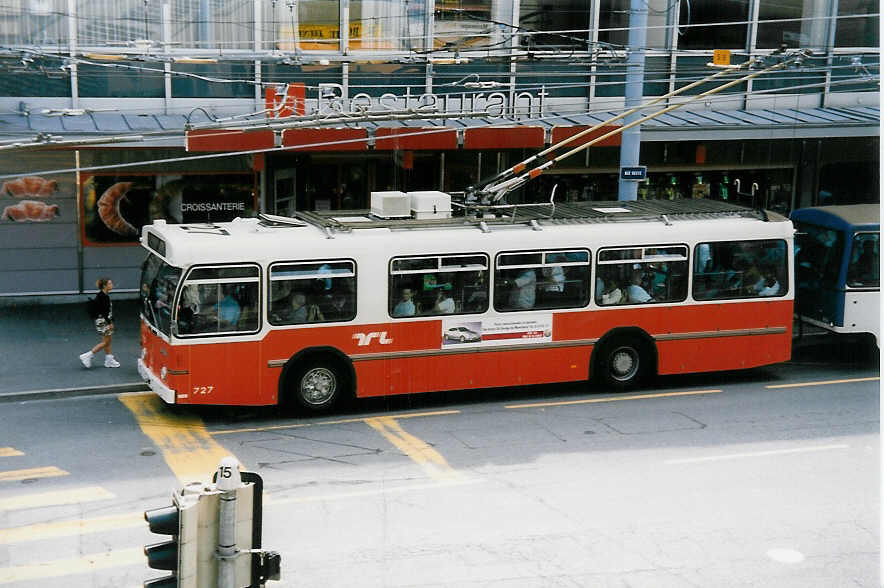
[216, 457, 242, 588]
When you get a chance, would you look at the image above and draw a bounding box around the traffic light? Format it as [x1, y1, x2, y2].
[145, 461, 281, 588]
[144, 482, 205, 588]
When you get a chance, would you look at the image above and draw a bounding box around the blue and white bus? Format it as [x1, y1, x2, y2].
[791, 204, 879, 347]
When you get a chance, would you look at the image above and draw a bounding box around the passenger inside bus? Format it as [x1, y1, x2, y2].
[433, 289, 456, 314]
[217, 286, 241, 330]
[392, 288, 416, 317]
[626, 270, 653, 303]
[504, 268, 537, 310]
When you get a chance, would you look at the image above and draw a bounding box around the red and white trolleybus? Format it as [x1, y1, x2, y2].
[137, 196, 794, 412]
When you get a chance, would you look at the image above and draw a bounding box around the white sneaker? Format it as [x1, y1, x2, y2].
[79, 352, 93, 368]
[104, 355, 120, 368]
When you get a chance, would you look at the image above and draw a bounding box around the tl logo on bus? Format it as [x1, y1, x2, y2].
[353, 331, 393, 346]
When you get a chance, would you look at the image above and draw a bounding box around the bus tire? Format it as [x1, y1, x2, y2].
[287, 358, 348, 413]
[595, 335, 652, 390]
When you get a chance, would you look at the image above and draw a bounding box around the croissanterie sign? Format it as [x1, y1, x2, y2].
[81, 173, 256, 245]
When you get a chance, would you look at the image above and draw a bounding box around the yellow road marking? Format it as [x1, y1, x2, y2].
[0, 547, 144, 584]
[506, 389, 723, 409]
[0, 511, 143, 545]
[365, 416, 463, 482]
[0, 448, 23, 457]
[0, 466, 67, 483]
[210, 409, 461, 436]
[766, 376, 880, 389]
[0, 486, 114, 512]
[120, 393, 236, 484]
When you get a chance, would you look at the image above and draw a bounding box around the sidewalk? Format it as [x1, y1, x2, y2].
[0, 297, 147, 401]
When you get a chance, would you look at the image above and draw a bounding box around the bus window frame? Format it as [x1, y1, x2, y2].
[175, 262, 262, 338]
[846, 231, 880, 291]
[267, 258, 358, 325]
[494, 248, 592, 313]
[596, 244, 689, 306]
[691, 239, 789, 302]
[389, 252, 490, 318]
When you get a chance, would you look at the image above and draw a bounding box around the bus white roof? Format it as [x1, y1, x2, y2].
[142, 200, 793, 267]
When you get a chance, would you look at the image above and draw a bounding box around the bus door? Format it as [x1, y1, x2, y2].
[174, 265, 264, 405]
[794, 222, 846, 326]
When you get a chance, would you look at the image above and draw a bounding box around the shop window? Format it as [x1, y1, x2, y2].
[757, 0, 829, 49]
[78, 62, 165, 98]
[597, 246, 689, 305]
[676, 0, 749, 50]
[351, 0, 428, 51]
[598, 0, 671, 49]
[693, 240, 787, 301]
[835, 0, 879, 47]
[172, 63, 254, 98]
[519, 0, 588, 50]
[390, 254, 489, 317]
[177, 265, 261, 336]
[274, 0, 340, 50]
[269, 260, 356, 325]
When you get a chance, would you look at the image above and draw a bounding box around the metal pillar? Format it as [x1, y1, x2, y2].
[617, 0, 648, 201]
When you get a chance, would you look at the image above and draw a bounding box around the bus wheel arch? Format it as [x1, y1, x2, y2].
[279, 347, 355, 412]
[590, 328, 658, 390]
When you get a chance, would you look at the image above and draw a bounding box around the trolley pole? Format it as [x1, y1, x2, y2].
[216, 456, 242, 588]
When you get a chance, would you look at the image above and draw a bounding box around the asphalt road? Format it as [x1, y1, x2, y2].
[0, 338, 878, 588]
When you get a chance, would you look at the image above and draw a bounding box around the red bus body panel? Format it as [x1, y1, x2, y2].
[141, 298, 792, 406]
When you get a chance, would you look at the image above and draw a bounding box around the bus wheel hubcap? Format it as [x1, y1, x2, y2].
[610, 347, 639, 381]
[302, 367, 336, 405]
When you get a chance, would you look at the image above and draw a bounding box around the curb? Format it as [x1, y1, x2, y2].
[0, 382, 150, 403]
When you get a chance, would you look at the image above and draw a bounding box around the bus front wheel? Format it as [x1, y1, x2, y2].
[288, 359, 347, 412]
[596, 336, 651, 390]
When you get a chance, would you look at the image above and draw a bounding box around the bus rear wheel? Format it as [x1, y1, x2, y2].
[288, 359, 347, 413]
[596, 336, 651, 390]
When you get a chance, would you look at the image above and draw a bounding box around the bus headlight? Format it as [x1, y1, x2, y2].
[160, 366, 167, 380]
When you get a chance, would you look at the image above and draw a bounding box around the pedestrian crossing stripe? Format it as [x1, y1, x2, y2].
[0, 485, 114, 513]
[0, 448, 23, 457]
[0, 547, 144, 584]
[0, 466, 67, 483]
[0, 510, 142, 545]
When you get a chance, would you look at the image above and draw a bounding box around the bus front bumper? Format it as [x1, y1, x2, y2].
[137, 358, 176, 404]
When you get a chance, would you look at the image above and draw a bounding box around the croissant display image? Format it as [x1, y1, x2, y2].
[97, 181, 139, 236]
[2, 200, 60, 222]
[1, 176, 58, 199]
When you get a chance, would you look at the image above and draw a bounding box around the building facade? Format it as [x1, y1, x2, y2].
[0, 0, 878, 295]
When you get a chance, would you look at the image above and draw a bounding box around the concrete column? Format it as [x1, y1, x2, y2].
[617, 0, 647, 201]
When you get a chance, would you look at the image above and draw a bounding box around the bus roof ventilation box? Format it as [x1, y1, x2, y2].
[408, 191, 452, 220]
[370, 191, 411, 219]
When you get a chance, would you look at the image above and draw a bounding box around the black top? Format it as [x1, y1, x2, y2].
[95, 291, 113, 321]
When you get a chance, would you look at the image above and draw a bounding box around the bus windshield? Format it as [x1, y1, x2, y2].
[140, 253, 182, 336]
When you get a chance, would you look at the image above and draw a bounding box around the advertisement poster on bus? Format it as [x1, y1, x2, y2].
[80, 172, 256, 245]
[441, 315, 552, 347]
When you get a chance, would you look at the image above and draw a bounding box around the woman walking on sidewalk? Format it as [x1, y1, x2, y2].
[79, 277, 120, 368]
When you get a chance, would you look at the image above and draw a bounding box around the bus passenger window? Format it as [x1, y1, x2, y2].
[692, 240, 787, 300]
[847, 233, 879, 288]
[596, 246, 687, 306]
[389, 254, 489, 318]
[495, 250, 590, 312]
[177, 265, 260, 335]
[269, 260, 356, 325]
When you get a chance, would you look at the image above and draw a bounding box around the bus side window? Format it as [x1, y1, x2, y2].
[269, 260, 356, 325]
[390, 254, 489, 318]
[692, 240, 787, 300]
[847, 233, 880, 288]
[597, 246, 687, 305]
[177, 265, 260, 335]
